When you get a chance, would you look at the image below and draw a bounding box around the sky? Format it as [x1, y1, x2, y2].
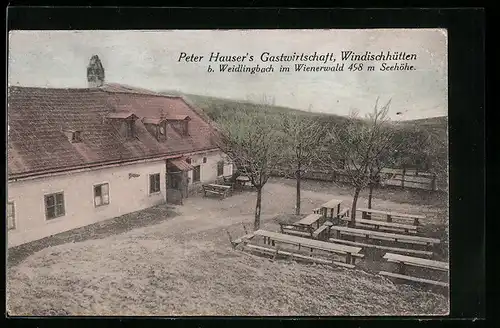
[8, 29, 448, 120]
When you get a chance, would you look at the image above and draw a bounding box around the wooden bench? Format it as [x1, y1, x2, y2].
[232, 233, 255, 246]
[312, 225, 330, 241]
[254, 230, 364, 266]
[379, 271, 449, 288]
[202, 184, 231, 199]
[340, 217, 418, 234]
[379, 252, 449, 288]
[328, 238, 434, 258]
[337, 207, 350, 220]
[244, 244, 355, 269]
[357, 208, 425, 226]
[329, 226, 440, 248]
[222, 175, 235, 187]
[279, 224, 312, 238]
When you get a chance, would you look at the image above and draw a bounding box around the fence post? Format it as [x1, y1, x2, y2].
[431, 173, 437, 191]
[401, 167, 406, 189]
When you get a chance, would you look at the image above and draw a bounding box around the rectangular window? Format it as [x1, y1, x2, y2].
[217, 161, 224, 176]
[126, 120, 135, 139]
[149, 173, 161, 194]
[7, 202, 15, 230]
[193, 165, 201, 182]
[72, 131, 82, 143]
[45, 192, 65, 220]
[94, 183, 110, 207]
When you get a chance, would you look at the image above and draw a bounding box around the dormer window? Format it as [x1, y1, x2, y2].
[62, 129, 83, 143]
[107, 111, 139, 140]
[181, 121, 188, 136]
[125, 120, 135, 139]
[72, 131, 82, 143]
[142, 117, 168, 141]
[166, 115, 191, 137]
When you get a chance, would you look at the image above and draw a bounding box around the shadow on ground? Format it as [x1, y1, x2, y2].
[8, 205, 179, 267]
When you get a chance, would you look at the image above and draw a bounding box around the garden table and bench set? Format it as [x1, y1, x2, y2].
[240, 229, 364, 269]
[202, 175, 254, 199]
[234, 196, 448, 288]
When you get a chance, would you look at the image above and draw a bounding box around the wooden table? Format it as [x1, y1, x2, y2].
[254, 229, 363, 265]
[329, 225, 440, 247]
[235, 175, 251, 189]
[379, 252, 449, 287]
[383, 253, 449, 271]
[339, 217, 418, 234]
[320, 199, 344, 219]
[296, 213, 323, 230]
[202, 184, 231, 198]
[357, 208, 425, 225]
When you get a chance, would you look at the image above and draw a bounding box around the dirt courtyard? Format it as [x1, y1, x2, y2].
[7, 177, 449, 316]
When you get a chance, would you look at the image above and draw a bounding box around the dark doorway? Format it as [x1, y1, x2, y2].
[166, 159, 192, 205]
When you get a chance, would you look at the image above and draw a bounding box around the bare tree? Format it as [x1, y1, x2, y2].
[280, 112, 325, 215]
[323, 98, 399, 225]
[212, 108, 284, 231]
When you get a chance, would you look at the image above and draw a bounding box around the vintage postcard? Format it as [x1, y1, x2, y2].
[7, 29, 449, 316]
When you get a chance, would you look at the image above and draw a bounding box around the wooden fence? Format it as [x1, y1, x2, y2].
[379, 168, 437, 191]
[270, 167, 438, 191]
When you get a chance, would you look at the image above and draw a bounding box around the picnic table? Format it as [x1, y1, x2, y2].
[379, 252, 449, 287]
[357, 208, 425, 225]
[320, 199, 344, 219]
[253, 229, 363, 266]
[202, 183, 231, 199]
[235, 175, 252, 189]
[329, 225, 440, 247]
[339, 217, 418, 234]
[221, 175, 234, 186]
[296, 213, 323, 230]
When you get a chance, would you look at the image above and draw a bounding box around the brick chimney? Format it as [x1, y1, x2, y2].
[87, 55, 105, 88]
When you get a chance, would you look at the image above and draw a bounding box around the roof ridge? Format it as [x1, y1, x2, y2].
[8, 85, 104, 92]
[101, 83, 183, 99]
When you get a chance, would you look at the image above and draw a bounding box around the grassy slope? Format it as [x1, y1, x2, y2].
[162, 91, 350, 125]
[166, 91, 447, 128]
[7, 220, 448, 316]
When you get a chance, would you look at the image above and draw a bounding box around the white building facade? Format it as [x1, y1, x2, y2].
[8, 150, 233, 248]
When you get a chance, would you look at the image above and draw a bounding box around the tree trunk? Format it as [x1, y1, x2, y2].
[295, 166, 301, 215]
[368, 167, 374, 209]
[350, 187, 361, 227]
[368, 182, 374, 209]
[254, 187, 262, 231]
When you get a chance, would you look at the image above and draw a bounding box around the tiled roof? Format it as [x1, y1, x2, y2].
[100, 83, 167, 96]
[166, 115, 191, 121]
[107, 111, 138, 119]
[142, 117, 168, 125]
[7, 86, 219, 178]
